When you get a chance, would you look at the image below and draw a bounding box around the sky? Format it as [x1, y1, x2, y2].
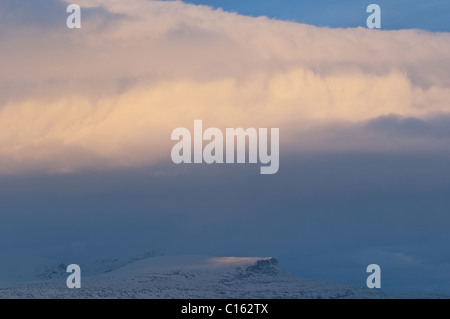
[178, 0, 450, 32]
[0, 0, 450, 292]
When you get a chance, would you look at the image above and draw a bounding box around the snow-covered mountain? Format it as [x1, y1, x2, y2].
[0, 254, 449, 299]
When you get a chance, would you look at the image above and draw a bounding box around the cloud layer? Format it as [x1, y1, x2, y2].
[1, 0, 450, 173]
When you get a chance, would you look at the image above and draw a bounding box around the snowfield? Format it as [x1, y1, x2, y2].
[0, 254, 449, 299]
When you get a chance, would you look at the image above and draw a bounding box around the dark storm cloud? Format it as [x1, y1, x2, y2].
[366, 114, 450, 139]
[0, 0, 67, 28]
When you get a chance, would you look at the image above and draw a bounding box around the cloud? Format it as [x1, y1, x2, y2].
[0, 0, 450, 173]
[365, 114, 450, 139]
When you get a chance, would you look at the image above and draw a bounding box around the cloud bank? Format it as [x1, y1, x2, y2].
[1, 0, 450, 173]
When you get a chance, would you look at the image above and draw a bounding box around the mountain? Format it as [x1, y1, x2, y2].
[0, 254, 449, 299]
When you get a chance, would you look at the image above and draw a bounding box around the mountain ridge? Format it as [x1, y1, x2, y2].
[0, 254, 449, 299]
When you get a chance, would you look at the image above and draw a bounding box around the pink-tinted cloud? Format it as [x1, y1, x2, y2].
[0, 0, 449, 173]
